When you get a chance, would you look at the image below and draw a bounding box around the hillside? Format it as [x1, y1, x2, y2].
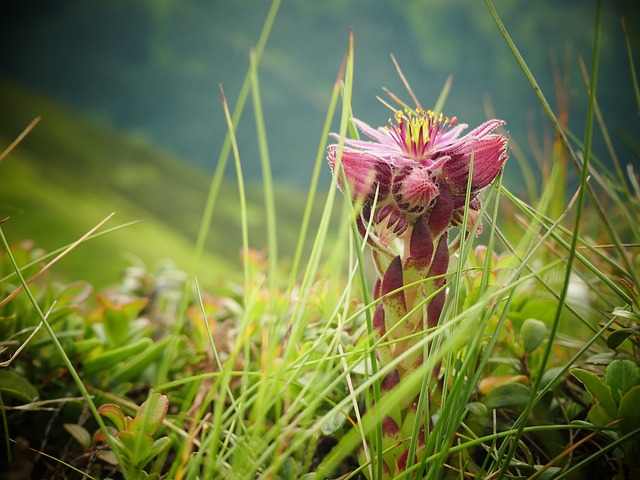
[0, 79, 328, 288]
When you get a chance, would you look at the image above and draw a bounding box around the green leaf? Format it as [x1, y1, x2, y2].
[97, 296, 148, 347]
[110, 336, 172, 383]
[103, 309, 131, 347]
[482, 383, 531, 409]
[587, 402, 616, 427]
[520, 318, 547, 353]
[64, 423, 92, 449]
[73, 337, 103, 354]
[0, 370, 38, 404]
[139, 436, 172, 469]
[604, 359, 640, 402]
[607, 327, 640, 350]
[571, 368, 618, 418]
[618, 385, 640, 434]
[98, 403, 127, 432]
[118, 431, 153, 466]
[535, 467, 563, 480]
[320, 406, 349, 435]
[613, 307, 640, 322]
[83, 338, 153, 376]
[128, 392, 168, 435]
[466, 402, 488, 417]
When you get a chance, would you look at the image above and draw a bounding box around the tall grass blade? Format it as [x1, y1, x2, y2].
[157, 0, 281, 386]
[490, 1, 603, 476]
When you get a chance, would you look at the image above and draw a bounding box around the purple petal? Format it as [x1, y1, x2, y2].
[467, 119, 506, 137]
[381, 256, 408, 330]
[381, 369, 400, 391]
[381, 416, 401, 437]
[408, 216, 434, 270]
[381, 256, 406, 305]
[427, 182, 454, 237]
[427, 289, 446, 329]
[441, 135, 507, 194]
[428, 232, 450, 280]
[327, 145, 385, 201]
[352, 118, 396, 146]
[426, 233, 450, 328]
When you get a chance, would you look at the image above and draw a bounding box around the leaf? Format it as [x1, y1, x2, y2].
[478, 375, 529, 395]
[587, 402, 616, 427]
[482, 382, 531, 409]
[618, 385, 640, 435]
[128, 392, 168, 435]
[607, 327, 640, 350]
[98, 449, 119, 465]
[98, 296, 148, 347]
[534, 466, 563, 480]
[64, 423, 92, 449]
[82, 338, 152, 376]
[0, 370, 38, 403]
[605, 359, 640, 403]
[585, 352, 623, 366]
[103, 309, 131, 347]
[139, 436, 172, 469]
[98, 403, 127, 431]
[520, 318, 547, 353]
[110, 336, 172, 383]
[466, 402, 488, 417]
[380, 256, 409, 337]
[320, 407, 350, 435]
[613, 307, 640, 322]
[571, 368, 618, 418]
[73, 338, 103, 354]
[118, 431, 153, 466]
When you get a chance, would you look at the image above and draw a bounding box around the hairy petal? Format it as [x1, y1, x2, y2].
[426, 232, 450, 328]
[327, 145, 384, 201]
[407, 216, 434, 270]
[443, 140, 507, 194]
[467, 119, 506, 138]
[427, 182, 454, 237]
[381, 256, 409, 338]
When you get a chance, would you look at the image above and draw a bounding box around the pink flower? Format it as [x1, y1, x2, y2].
[327, 108, 508, 245]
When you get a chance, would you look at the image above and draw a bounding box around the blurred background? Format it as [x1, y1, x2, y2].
[1, 0, 639, 284]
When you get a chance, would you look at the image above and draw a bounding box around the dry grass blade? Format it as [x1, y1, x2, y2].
[0, 116, 40, 164]
[390, 53, 421, 109]
[0, 301, 55, 367]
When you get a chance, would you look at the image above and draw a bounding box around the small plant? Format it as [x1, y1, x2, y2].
[572, 358, 640, 474]
[327, 95, 508, 477]
[95, 392, 172, 480]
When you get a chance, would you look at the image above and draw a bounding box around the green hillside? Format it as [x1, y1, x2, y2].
[0, 79, 327, 288]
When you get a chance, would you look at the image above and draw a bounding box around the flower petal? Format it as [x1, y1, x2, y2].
[327, 145, 391, 201]
[427, 181, 454, 237]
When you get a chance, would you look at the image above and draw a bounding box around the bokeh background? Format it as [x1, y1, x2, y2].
[1, 0, 639, 283]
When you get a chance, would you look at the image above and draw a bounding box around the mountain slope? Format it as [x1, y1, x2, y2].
[0, 79, 325, 288]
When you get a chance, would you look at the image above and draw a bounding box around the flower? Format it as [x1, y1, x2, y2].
[327, 108, 508, 247]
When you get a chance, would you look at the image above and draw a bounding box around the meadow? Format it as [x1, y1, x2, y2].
[1, 1, 640, 479]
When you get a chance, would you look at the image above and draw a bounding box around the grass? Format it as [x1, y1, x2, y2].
[2, 0, 640, 479]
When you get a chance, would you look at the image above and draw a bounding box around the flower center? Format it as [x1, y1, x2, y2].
[387, 108, 457, 161]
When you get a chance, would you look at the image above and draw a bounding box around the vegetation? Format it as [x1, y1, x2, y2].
[1, 1, 640, 479]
